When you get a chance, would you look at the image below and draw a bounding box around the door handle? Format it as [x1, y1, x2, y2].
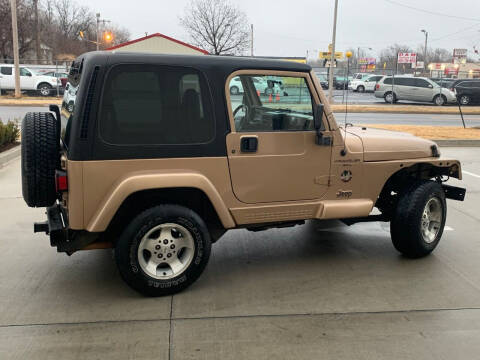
[240, 137, 258, 153]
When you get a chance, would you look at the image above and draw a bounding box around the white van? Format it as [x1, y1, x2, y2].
[0, 65, 60, 96]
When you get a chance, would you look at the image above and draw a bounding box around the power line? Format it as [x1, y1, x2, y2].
[384, 0, 480, 22]
[430, 23, 480, 42]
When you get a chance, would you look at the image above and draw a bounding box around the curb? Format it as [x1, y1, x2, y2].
[0, 144, 20, 168]
[0, 101, 61, 107]
[432, 139, 480, 147]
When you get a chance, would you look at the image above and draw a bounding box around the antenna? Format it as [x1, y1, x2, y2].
[341, 51, 353, 156]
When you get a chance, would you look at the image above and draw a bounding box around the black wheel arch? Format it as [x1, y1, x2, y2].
[103, 187, 226, 245]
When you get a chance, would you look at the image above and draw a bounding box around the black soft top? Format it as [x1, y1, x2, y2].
[80, 51, 312, 75]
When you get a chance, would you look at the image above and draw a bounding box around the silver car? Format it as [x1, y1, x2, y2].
[374, 76, 457, 106]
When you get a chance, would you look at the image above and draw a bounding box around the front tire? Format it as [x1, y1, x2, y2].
[390, 180, 446, 258]
[115, 205, 212, 296]
[459, 95, 471, 105]
[230, 86, 239, 95]
[433, 94, 446, 106]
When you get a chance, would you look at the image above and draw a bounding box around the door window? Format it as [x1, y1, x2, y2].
[20, 68, 32, 77]
[0, 67, 12, 75]
[228, 74, 315, 132]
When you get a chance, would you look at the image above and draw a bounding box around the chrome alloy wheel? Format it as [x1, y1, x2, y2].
[137, 223, 195, 280]
[420, 197, 443, 244]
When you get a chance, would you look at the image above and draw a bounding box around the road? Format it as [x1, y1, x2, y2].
[2, 104, 479, 127]
[0, 148, 479, 359]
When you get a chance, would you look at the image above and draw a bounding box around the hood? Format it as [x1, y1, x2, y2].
[346, 126, 437, 161]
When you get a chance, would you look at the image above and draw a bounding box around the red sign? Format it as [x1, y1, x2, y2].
[397, 52, 417, 64]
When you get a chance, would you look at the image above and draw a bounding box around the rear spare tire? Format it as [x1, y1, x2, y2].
[21, 112, 59, 207]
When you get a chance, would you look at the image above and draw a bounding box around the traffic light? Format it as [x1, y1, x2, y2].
[103, 31, 113, 42]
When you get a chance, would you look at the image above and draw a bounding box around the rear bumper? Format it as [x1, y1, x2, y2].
[34, 204, 68, 247]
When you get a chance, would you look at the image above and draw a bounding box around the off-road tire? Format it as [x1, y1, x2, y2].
[21, 112, 59, 207]
[390, 180, 446, 258]
[115, 205, 212, 296]
[384, 92, 397, 104]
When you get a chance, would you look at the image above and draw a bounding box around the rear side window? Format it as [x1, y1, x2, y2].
[415, 79, 431, 88]
[383, 77, 392, 85]
[1, 67, 12, 75]
[99, 64, 214, 145]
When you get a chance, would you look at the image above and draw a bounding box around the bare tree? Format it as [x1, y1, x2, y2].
[179, 0, 249, 55]
[378, 44, 413, 71]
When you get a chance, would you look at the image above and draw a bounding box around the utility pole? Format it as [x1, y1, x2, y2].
[328, 0, 339, 104]
[421, 29, 428, 75]
[10, 0, 21, 98]
[96, 13, 100, 51]
[33, 0, 40, 63]
[250, 24, 254, 57]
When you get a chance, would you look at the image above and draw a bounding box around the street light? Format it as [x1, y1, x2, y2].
[421, 29, 428, 73]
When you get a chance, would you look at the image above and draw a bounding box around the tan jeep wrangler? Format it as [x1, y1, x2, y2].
[21, 52, 466, 296]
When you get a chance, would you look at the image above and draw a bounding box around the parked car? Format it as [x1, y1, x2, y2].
[61, 82, 78, 113]
[374, 76, 457, 105]
[0, 65, 60, 96]
[349, 74, 383, 92]
[352, 72, 372, 80]
[22, 52, 465, 296]
[316, 73, 329, 89]
[430, 78, 456, 90]
[43, 71, 69, 88]
[229, 76, 282, 95]
[451, 79, 480, 105]
[333, 75, 352, 90]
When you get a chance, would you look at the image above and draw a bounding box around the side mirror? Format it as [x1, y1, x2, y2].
[428, 84, 433, 88]
[313, 103, 324, 130]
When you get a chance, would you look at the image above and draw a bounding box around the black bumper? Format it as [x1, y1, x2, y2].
[442, 184, 466, 201]
[34, 204, 68, 247]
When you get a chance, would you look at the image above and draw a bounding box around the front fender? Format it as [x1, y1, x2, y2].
[86, 170, 236, 232]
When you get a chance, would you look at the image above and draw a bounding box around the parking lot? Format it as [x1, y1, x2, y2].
[0, 146, 479, 359]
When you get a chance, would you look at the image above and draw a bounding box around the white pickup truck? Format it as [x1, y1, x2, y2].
[0, 64, 60, 96]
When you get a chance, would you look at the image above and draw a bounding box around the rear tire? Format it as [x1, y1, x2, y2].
[384, 92, 397, 104]
[230, 86, 239, 95]
[115, 205, 212, 296]
[357, 85, 365, 93]
[21, 112, 59, 207]
[390, 180, 446, 258]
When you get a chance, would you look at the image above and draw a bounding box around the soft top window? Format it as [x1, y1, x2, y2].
[99, 64, 214, 145]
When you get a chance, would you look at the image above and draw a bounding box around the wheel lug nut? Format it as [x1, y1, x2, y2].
[163, 239, 169, 245]
[170, 244, 175, 249]
[155, 245, 161, 250]
[167, 253, 172, 258]
[157, 254, 162, 258]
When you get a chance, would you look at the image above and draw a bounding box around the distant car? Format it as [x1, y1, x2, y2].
[316, 73, 329, 89]
[352, 72, 372, 80]
[374, 76, 457, 105]
[349, 74, 383, 92]
[229, 76, 283, 95]
[62, 82, 78, 113]
[333, 75, 352, 90]
[430, 78, 456, 90]
[0, 64, 60, 96]
[43, 71, 69, 88]
[451, 79, 480, 105]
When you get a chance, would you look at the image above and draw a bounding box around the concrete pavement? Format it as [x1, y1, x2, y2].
[0, 148, 479, 359]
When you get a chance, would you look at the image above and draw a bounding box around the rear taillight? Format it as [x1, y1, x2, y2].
[376, 84, 380, 90]
[55, 170, 68, 192]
